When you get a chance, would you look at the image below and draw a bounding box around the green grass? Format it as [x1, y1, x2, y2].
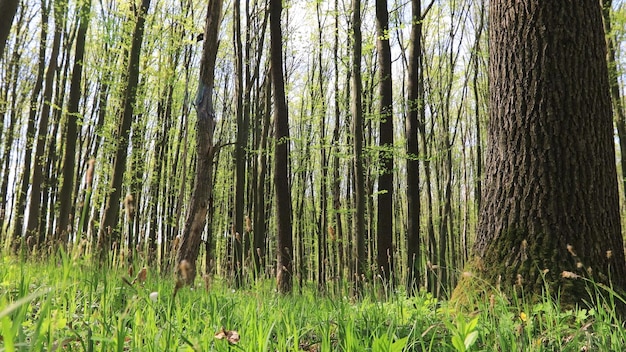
[1, 253, 625, 351]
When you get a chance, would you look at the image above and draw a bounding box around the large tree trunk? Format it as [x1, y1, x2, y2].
[175, 0, 222, 285]
[0, 0, 19, 58]
[98, 0, 150, 261]
[460, 0, 626, 306]
[375, 0, 394, 285]
[270, 0, 293, 294]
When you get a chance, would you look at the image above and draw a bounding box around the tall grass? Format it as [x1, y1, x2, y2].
[1, 252, 625, 351]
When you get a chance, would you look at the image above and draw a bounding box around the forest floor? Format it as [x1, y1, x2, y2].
[1, 253, 625, 351]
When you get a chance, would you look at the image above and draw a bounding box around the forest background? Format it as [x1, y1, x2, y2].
[1, 0, 626, 299]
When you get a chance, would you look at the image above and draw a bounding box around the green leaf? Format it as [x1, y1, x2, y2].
[391, 336, 409, 352]
[464, 331, 479, 350]
[451, 335, 466, 352]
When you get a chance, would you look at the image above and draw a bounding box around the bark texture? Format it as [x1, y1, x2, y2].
[176, 0, 223, 285]
[467, 0, 626, 305]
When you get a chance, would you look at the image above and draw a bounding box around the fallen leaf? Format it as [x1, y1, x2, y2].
[132, 267, 147, 285]
[215, 327, 240, 344]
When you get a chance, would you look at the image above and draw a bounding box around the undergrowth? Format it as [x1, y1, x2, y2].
[1, 252, 625, 351]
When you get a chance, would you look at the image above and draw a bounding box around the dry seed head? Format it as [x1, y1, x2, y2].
[245, 215, 252, 233]
[567, 244, 577, 257]
[86, 158, 96, 187]
[587, 267, 593, 275]
[203, 273, 211, 292]
[516, 274, 524, 286]
[606, 250, 613, 259]
[576, 262, 584, 269]
[561, 271, 579, 279]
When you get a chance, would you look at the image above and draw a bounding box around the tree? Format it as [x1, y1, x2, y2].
[351, 0, 366, 295]
[175, 0, 223, 285]
[375, 0, 394, 284]
[270, 0, 293, 294]
[12, 0, 49, 251]
[27, 0, 66, 247]
[457, 0, 626, 305]
[0, 0, 19, 58]
[56, 0, 83, 245]
[405, 0, 423, 294]
[98, 0, 150, 259]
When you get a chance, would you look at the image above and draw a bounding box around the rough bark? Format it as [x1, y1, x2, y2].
[175, 0, 222, 285]
[458, 0, 626, 306]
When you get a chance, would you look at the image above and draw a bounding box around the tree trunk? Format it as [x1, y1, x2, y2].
[27, 0, 65, 247]
[460, 0, 626, 306]
[602, 0, 626, 206]
[12, 1, 48, 252]
[98, 0, 150, 261]
[175, 0, 222, 285]
[232, 0, 246, 287]
[270, 0, 293, 294]
[405, 0, 422, 295]
[375, 0, 394, 285]
[0, 0, 19, 58]
[253, 77, 271, 278]
[351, 0, 366, 296]
[315, 0, 328, 293]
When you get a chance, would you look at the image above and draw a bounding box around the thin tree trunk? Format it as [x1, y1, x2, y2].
[98, 0, 150, 261]
[315, 0, 328, 293]
[375, 0, 394, 285]
[12, 0, 48, 252]
[270, 0, 293, 294]
[602, 0, 626, 204]
[27, 0, 65, 247]
[253, 76, 271, 278]
[351, 0, 366, 296]
[233, 0, 246, 287]
[175, 0, 223, 285]
[406, 0, 422, 294]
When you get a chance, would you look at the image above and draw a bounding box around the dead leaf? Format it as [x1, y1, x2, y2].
[215, 327, 240, 344]
[132, 267, 147, 285]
